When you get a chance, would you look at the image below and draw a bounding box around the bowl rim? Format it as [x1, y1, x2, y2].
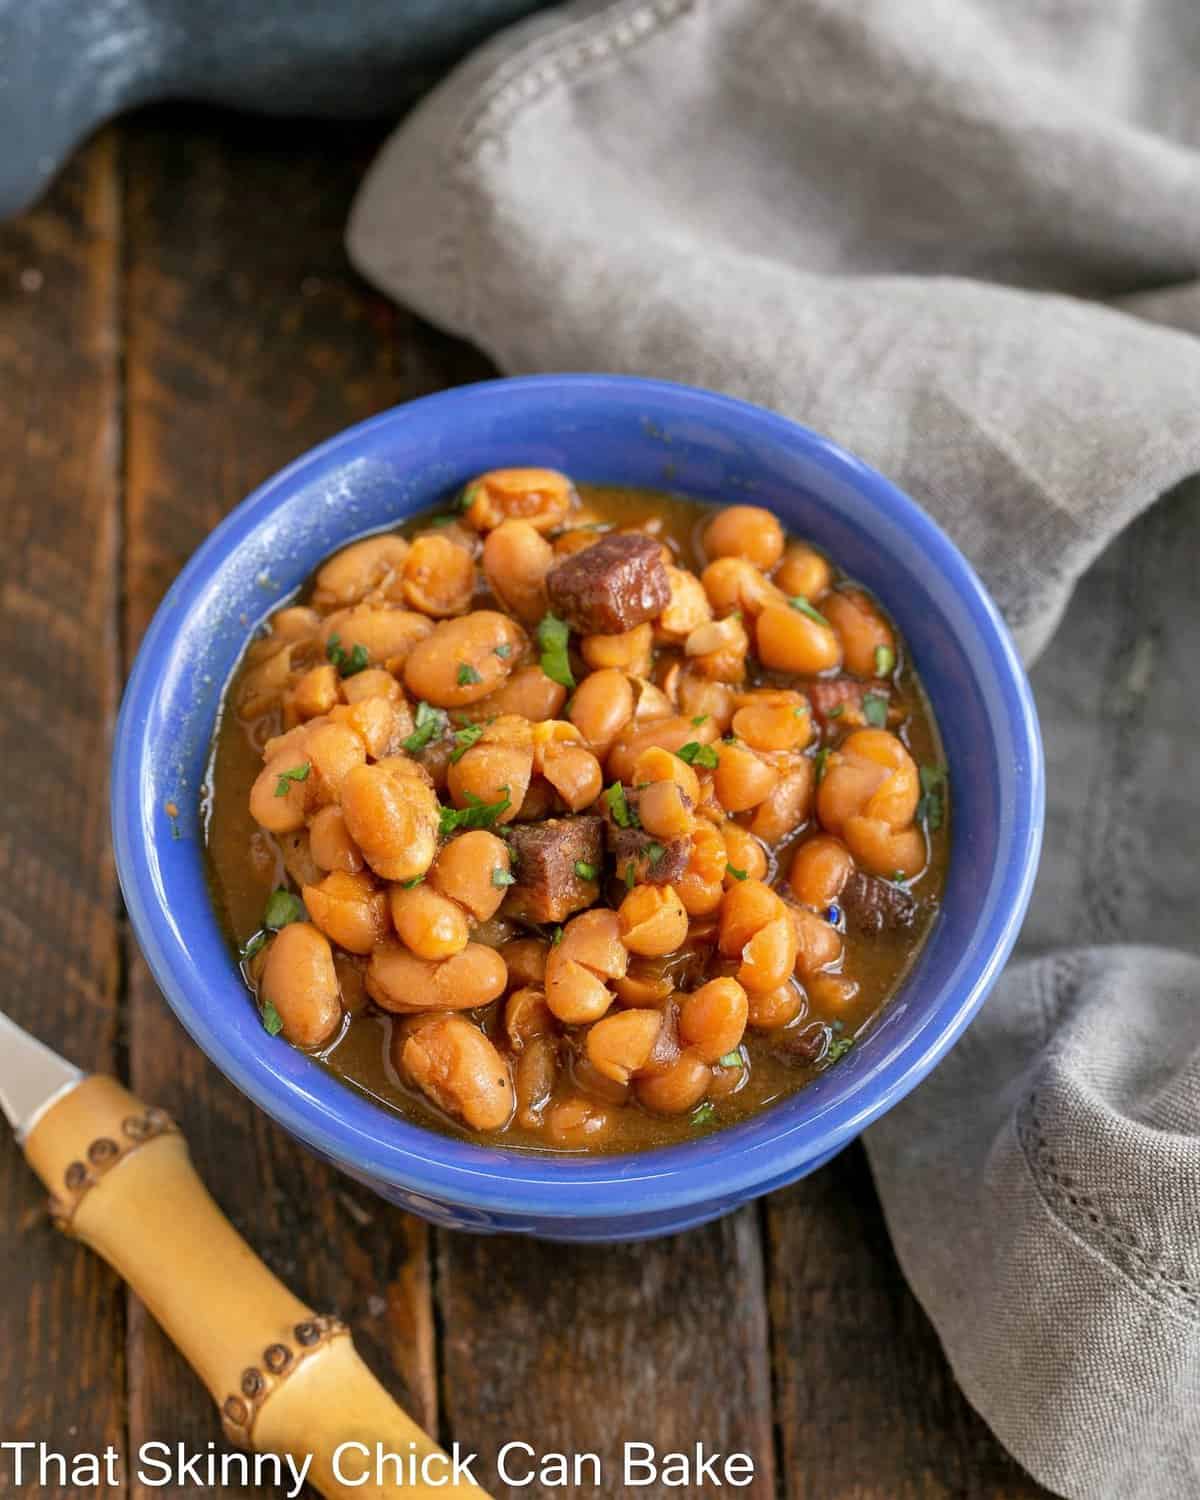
[113, 373, 1043, 1219]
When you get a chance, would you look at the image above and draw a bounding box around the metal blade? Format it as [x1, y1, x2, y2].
[0, 1011, 83, 1143]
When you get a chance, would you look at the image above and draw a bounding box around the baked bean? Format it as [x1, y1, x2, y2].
[738, 914, 798, 992]
[402, 532, 476, 617]
[303, 871, 389, 954]
[573, 1055, 632, 1106]
[400, 1014, 514, 1131]
[304, 723, 367, 804]
[482, 519, 554, 623]
[389, 884, 471, 960]
[403, 610, 525, 708]
[731, 690, 812, 753]
[755, 603, 842, 674]
[606, 714, 720, 784]
[308, 804, 365, 874]
[569, 668, 635, 753]
[463, 467, 574, 534]
[701, 557, 785, 617]
[544, 1095, 614, 1148]
[820, 589, 895, 678]
[713, 742, 778, 813]
[586, 1008, 663, 1085]
[816, 728, 918, 834]
[675, 673, 736, 732]
[532, 722, 603, 811]
[339, 760, 439, 882]
[515, 1035, 559, 1127]
[703, 505, 784, 570]
[746, 981, 805, 1031]
[749, 762, 815, 844]
[613, 957, 675, 1009]
[505, 986, 554, 1049]
[843, 816, 925, 879]
[313, 534, 410, 610]
[632, 745, 701, 803]
[250, 751, 314, 834]
[544, 956, 614, 1024]
[675, 823, 728, 916]
[638, 781, 695, 839]
[368, 941, 507, 1012]
[580, 622, 654, 677]
[319, 605, 433, 668]
[260, 923, 341, 1047]
[775, 543, 832, 601]
[657, 566, 713, 642]
[790, 905, 843, 977]
[719, 878, 785, 956]
[679, 977, 749, 1062]
[558, 908, 628, 978]
[629, 678, 675, 724]
[707, 1055, 747, 1097]
[332, 952, 369, 1016]
[291, 663, 341, 720]
[807, 973, 860, 1011]
[277, 828, 322, 890]
[683, 614, 750, 682]
[473, 664, 566, 722]
[789, 834, 854, 907]
[721, 823, 768, 884]
[447, 721, 533, 825]
[635, 1049, 711, 1114]
[329, 696, 400, 759]
[429, 829, 513, 921]
[499, 937, 550, 989]
[340, 667, 401, 705]
[618, 883, 689, 956]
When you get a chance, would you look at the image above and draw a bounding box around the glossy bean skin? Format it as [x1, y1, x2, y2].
[635, 1049, 711, 1114]
[789, 834, 854, 907]
[713, 743, 778, 813]
[749, 762, 814, 845]
[774, 543, 832, 601]
[341, 666, 402, 705]
[618, 883, 689, 956]
[675, 823, 728, 916]
[260, 923, 341, 1047]
[312, 535, 411, 610]
[544, 908, 628, 1023]
[250, 751, 313, 834]
[403, 611, 526, 708]
[400, 1014, 514, 1131]
[428, 829, 513, 921]
[738, 912, 798, 992]
[367, 941, 507, 1012]
[820, 588, 895, 678]
[302, 871, 390, 955]
[755, 602, 842, 675]
[472, 665, 566, 723]
[482, 519, 554, 623]
[632, 744, 701, 803]
[719, 878, 785, 956]
[843, 815, 925, 879]
[319, 605, 433, 668]
[586, 1008, 663, 1085]
[679, 977, 749, 1063]
[816, 728, 919, 834]
[308, 804, 365, 874]
[721, 823, 768, 885]
[569, 668, 635, 753]
[305, 723, 367, 803]
[638, 781, 695, 839]
[580, 622, 654, 677]
[515, 1035, 559, 1128]
[544, 1095, 615, 1148]
[339, 760, 440, 883]
[606, 714, 720, 784]
[790, 904, 843, 978]
[505, 985, 555, 1048]
[746, 980, 806, 1030]
[388, 884, 471, 960]
[703, 505, 784, 571]
[731, 690, 812, 753]
[291, 663, 341, 721]
[463, 467, 574, 534]
[657, 566, 713, 643]
[807, 972, 860, 1012]
[700, 557, 785, 618]
[499, 937, 550, 990]
[683, 614, 750, 683]
[402, 532, 476, 617]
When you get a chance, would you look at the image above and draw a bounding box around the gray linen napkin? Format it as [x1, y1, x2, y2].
[347, 3, 1200, 1496]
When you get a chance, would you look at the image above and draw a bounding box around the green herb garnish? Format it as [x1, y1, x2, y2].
[326, 634, 369, 677]
[918, 764, 948, 832]
[402, 700, 448, 753]
[574, 860, 599, 881]
[241, 931, 266, 962]
[263, 888, 305, 930]
[457, 662, 483, 687]
[676, 741, 719, 769]
[824, 1035, 854, 1064]
[691, 714, 710, 727]
[449, 722, 485, 763]
[624, 863, 636, 891]
[494, 643, 512, 659]
[438, 788, 512, 837]
[862, 693, 888, 728]
[875, 644, 896, 677]
[719, 1051, 742, 1068]
[827, 703, 844, 719]
[399, 875, 425, 889]
[491, 867, 516, 888]
[814, 747, 831, 783]
[726, 865, 748, 882]
[789, 595, 829, 626]
[458, 480, 480, 512]
[550, 925, 564, 946]
[691, 1101, 717, 1127]
[603, 781, 637, 828]
[536, 612, 575, 689]
[261, 1000, 284, 1037]
[273, 762, 310, 798]
[645, 842, 666, 867]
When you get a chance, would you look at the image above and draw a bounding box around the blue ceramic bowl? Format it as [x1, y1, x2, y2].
[113, 375, 1043, 1241]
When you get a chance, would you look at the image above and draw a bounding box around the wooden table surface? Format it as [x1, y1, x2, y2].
[0, 109, 1052, 1500]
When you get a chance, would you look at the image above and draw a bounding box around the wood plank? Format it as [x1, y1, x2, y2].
[438, 1209, 777, 1498]
[0, 134, 127, 1495]
[766, 1143, 1052, 1498]
[120, 105, 492, 1498]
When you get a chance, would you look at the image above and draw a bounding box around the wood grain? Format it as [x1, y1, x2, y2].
[766, 1144, 1052, 1499]
[119, 106, 490, 1499]
[437, 1209, 777, 1498]
[0, 133, 127, 1497]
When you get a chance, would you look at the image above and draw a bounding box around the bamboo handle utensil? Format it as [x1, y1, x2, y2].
[3, 1015, 489, 1500]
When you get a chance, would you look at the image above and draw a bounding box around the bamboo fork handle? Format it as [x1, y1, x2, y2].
[24, 1075, 490, 1500]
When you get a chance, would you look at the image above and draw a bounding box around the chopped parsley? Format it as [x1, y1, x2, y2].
[691, 1101, 717, 1127]
[240, 931, 266, 962]
[691, 714, 710, 727]
[438, 788, 512, 836]
[918, 764, 948, 832]
[325, 633, 369, 677]
[875, 644, 896, 677]
[449, 722, 485, 763]
[399, 875, 425, 889]
[862, 693, 889, 728]
[719, 1051, 743, 1068]
[624, 863, 636, 891]
[676, 741, 719, 769]
[814, 747, 831, 783]
[457, 662, 483, 687]
[263, 888, 305, 930]
[550, 925, 564, 946]
[726, 865, 748, 882]
[260, 1000, 284, 1037]
[827, 703, 844, 719]
[824, 1035, 854, 1064]
[491, 867, 516, 888]
[789, 595, 829, 626]
[458, 480, 481, 512]
[494, 643, 512, 659]
[536, 612, 575, 689]
[574, 860, 599, 881]
[645, 842, 666, 867]
[603, 781, 637, 828]
[402, 700, 448, 753]
[273, 762, 310, 798]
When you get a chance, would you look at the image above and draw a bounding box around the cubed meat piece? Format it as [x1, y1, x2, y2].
[546, 532, 671, 635]
[608, 826, 691, 886]
[502, 816, 605, 925]
[807, 679, 894, 731]
[839, 870, 919, 936]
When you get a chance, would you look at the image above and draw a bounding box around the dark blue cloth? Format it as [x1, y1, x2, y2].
[2, 0, 553, 217]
